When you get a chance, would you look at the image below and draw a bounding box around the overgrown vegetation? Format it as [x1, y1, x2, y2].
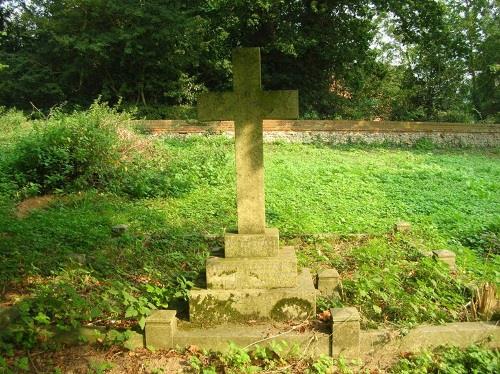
[187, 343, 500, 373]
[0, 108, 498, 371]
[300, 234, 498, 328]
[0, 103, 230, 199]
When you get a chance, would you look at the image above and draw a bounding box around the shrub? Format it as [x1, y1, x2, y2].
[4, 102, 129, 196]
[1, 103, 232, 199]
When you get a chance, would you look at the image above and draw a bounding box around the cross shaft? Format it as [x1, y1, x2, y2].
[198, 48, 298, 234]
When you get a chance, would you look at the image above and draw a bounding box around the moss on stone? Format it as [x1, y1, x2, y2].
[190, 294, 260, 326]
[270, 297, 313, 321]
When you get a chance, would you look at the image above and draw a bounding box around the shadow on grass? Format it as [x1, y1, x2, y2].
[0, 191, 214, 297]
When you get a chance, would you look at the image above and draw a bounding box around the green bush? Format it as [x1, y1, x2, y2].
[4, 102, 128, 196]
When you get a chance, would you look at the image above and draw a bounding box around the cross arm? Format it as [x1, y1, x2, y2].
[259, 90, 299, 120]
[197, 92, 238, 121]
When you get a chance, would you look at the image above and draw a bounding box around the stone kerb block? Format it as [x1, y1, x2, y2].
[145, 310, 177, 350]
[394, 221, 411, 233]
[206, 246, 297, 289]
[331, 307, 360, 359]
[433, 250, 456, 270]
[317, 268, 340, 297]
[224, 227, 279, 257]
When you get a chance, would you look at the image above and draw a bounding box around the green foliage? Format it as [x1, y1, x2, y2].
[460, 222, 499, 257]
[299, 233, 493, 328]
[0, 107, 26, 136]
[223, 343, 252, 371]
[2, 1, 497, 121]
[0, 104, 232, 199]
[308, 355, 335, 374]
[0, 268, 195, 354]
[3, 102, 127, 196]
[188, 341, 297, 373]
[187, 344, 500, 373]
[343, 239, 469, 327]
[391, 345, 500, 373]
[115, 136, 230, 198]
[88, 360, 114, 374]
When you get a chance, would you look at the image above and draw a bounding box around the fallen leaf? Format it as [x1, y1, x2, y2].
[317, 310, 331, 321]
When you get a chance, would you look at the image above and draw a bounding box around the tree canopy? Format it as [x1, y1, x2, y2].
[0, 0, 498, 121]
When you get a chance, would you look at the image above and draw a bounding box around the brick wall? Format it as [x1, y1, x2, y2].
[136, 120, 500, 147]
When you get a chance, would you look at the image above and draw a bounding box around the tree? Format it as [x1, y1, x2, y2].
[0, 0, 496, 121]
[0, 0, 207, 108]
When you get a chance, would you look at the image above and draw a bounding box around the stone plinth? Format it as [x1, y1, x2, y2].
[190, 270, 316, 325]
[331, 307, 360, 359]
[207, 246, 297, 289]
[393, 221, 411, 233]
[224, 228, 279, 257]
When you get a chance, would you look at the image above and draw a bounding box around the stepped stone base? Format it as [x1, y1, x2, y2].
[206, 246, 297, 289]
[189, 269, 316, 325]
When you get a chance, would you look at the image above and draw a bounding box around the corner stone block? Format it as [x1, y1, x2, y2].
[317, 268, 340, 297]
[394, 221, 411, 233]
[145, 310, 177, 350]
[433, 250, 456, 270]
[224, 227, 279, 257]
[112, 224, 129, 237]
[331, 307, 360, 359]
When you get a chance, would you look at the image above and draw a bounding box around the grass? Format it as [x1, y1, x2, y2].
[0, 109, 498, 370]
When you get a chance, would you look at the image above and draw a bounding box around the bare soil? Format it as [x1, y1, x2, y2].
[15, 195, 56, 219]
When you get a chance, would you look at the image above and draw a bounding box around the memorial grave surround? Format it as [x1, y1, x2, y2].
[142, 48, 499, 358]
[145, 48, 359, 357]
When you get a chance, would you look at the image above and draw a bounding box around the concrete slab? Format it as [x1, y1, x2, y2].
[360, 322, 500, 361]
[189, 269, 317, 325]
[174, 321, 330, 358]
[224, 228, 280, 257]
[331, 307, 360, 359]
[206, 246, 297, 289]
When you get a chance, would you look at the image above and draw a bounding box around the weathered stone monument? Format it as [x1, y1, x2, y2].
[189, 47, 316, 323]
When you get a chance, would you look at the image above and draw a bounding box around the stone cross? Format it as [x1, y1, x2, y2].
[198, 48, 298, 234]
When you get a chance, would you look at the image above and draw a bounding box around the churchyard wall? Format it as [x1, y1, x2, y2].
[138, 120, 499, 147]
